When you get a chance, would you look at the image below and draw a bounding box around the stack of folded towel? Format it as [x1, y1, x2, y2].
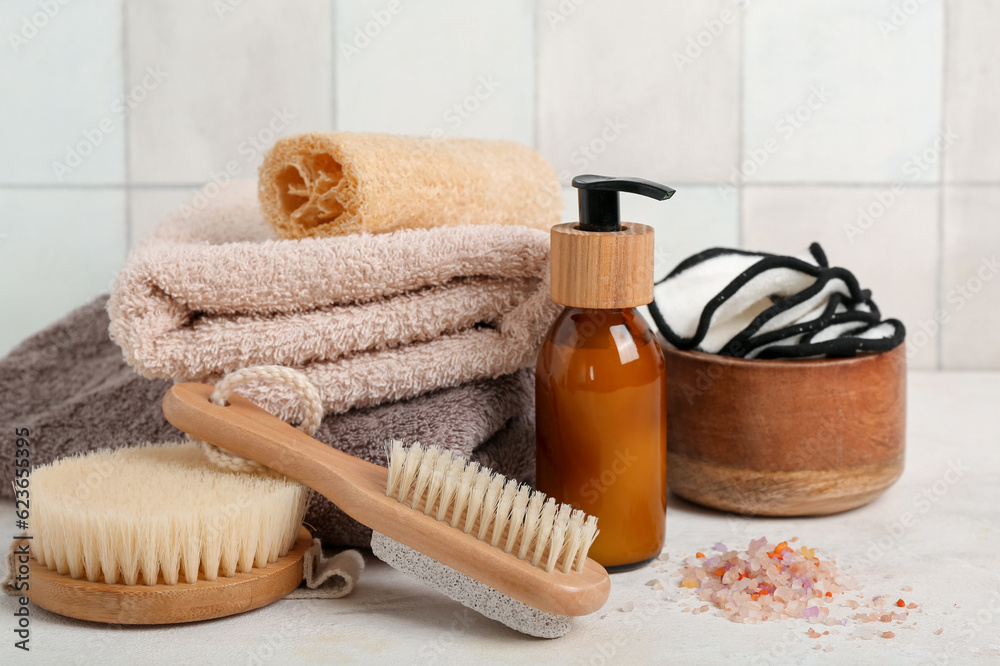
[1, 132, 564, 547]
[108, 179, 560, 422]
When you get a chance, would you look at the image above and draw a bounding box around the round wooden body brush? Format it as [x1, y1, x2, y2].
[23, 442, 311, 624]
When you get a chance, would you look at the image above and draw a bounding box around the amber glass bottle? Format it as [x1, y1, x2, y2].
[535, 174, 674, 572]
[536, 307, 667, 570]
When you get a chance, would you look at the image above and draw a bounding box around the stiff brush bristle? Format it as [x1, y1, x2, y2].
[384, 441, 599, 573]
[28, 443, 308, 586]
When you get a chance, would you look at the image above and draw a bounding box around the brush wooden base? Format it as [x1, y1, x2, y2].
[25, 526, 310, 624]
[668, 452, 905, 516]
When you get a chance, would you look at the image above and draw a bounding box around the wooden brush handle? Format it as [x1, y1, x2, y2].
[165, 383, 385, 509]
[163, 383, 611, 617]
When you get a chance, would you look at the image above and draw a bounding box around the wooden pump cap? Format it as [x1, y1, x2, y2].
[550, 222, 655, 309]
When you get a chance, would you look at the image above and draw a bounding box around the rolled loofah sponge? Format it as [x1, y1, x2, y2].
[257, 132, 563, 238]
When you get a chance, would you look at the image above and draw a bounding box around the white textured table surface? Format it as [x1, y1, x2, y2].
[2, 372, 999, 665]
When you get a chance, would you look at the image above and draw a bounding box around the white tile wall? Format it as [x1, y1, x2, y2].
[538, 0, 740, 184]
[0, 188, 126, 354]
[941, 187, 1000, 368]
[335, 0, 535, 143]
[743, 0, 943, 184]
[742, 186, 940, 370]
[126, 0, 334, 184]
[129, 187, 199, 244]
[943, 0, 1000, 182]
[0, 0, 124, 184]
[0, 2, 996, 369]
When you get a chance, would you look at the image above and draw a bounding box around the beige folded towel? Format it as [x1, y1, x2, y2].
[108, 180, 561, 421]
[257, 132, 562, 239]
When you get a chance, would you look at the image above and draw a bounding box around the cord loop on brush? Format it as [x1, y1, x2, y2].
[195, 365, 324, 473]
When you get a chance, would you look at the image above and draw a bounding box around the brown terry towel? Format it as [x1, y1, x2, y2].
[257, 132, 562, 239]
[0, 296, 179, 462]
[108, 180, 560, 423]
[0, 297, 537, 548]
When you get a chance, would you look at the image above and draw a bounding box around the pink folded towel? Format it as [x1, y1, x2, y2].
[108, 180, 560, 421]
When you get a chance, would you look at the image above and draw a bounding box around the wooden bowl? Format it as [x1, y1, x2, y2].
[663, 344, 905, 516]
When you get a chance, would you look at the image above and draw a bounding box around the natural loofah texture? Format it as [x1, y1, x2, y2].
[107, 180, 561, 422]
[28, 443, 308, 585]
[385, 441, 599, 574]
[371, 532, 571, 639]
[257, 132, 563, 239]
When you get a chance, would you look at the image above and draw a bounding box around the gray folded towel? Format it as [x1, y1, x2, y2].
[0, 296, 536, 547]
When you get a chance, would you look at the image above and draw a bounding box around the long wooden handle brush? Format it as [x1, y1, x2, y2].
[163, 383, 611, 638]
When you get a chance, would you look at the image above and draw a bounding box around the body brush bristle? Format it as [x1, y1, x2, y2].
[384, 441, 599, 574]
[162, 382, 612, 639]
[29, 442, 308, 586]
[375, 440, 601, 638]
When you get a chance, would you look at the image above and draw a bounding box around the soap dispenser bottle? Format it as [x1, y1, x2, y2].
[535, 174, 674, 572]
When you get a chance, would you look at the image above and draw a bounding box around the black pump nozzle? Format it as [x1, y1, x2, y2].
[572, 174, 676, 232]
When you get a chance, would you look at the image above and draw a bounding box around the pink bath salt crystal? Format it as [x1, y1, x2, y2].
[714, 542, 727, 552]
[934, 628, 943, 635]
[901, 584, 913, 592]
[620, 601, 634, 612]
[824, 646, 835, 652]
[807, 627, 821, 638]
[674, 538, 873, 626]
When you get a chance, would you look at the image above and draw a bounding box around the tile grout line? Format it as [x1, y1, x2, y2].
[936, 2, 949, 371]
[4, 181, 1000, 190]
[736, 4, 746, 249]
[121, 0, 132, 250]
[330, 0, 338, 130]
[532, 0, 541, 151]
